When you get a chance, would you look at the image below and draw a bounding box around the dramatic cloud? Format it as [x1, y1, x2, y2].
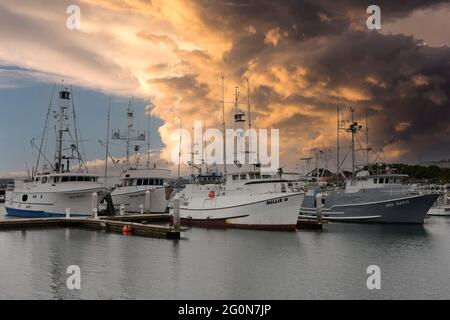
[1, 0, 449, 173]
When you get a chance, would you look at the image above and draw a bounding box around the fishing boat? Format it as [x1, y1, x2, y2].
[299, 107, 438, 224]
[111, 167, 173, 213]
[5, 88, 106, 217]
[174, 82, 304, 231]
[299, 171, 439, 223]
[178, 170, 304, 230]
[109, 102, 174, 213]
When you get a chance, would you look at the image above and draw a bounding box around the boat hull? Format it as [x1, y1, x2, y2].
[5, 187, 106, 218]
[179, 192, 304, 231]
[4, 207, 91, 218]
[111, 187, 173, 213]
[300, 193, 439, 224]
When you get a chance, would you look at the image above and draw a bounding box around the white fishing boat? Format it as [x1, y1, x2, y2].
[177, 170, 304, 231]
[109, 102, 174, 213]
[5, 88, 106, 217]
[173, 83, 304, 231]
[111, 168, 173, 213]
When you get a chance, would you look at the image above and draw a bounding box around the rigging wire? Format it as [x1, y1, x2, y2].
[34, 83, 56, 176]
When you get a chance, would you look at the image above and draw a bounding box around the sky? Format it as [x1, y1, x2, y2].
[0, 0, 449, 177]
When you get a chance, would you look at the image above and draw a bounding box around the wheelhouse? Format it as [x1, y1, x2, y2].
[121, 178, 165, 187]
[33, 174, 99, 184]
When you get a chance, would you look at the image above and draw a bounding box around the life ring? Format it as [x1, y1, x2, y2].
[208, 191, 215, 198]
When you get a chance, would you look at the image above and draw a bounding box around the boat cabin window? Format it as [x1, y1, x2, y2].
[255, 173, 261, 179]
[137, 179, 143, 186]
[143, 179, 149, 185]
[262, 175, 271, 179]
[35, 177, 41, 182]
[379, 178, 384, 184]
[249, 173, 255, 179]
[41, 177, 48, 184]
[374, 178, 378, 184]
[61, 176, 69, 182]
[232, 175, 239, 181]
[240, 174, 247, 180]
[69, 176, 77, 182]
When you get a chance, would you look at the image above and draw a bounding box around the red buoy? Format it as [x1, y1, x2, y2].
[122, 225, 132, 235]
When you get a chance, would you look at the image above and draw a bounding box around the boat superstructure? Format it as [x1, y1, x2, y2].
[5, 88, 106, 217]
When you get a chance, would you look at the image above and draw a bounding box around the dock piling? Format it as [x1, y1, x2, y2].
[173, 198, 181, 229]
[315, 192, 323, 224]
[144, 190, 151, 214]
[91, 192, 98, 218]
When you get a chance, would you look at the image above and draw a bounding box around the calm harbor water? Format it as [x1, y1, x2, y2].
[1, 204, 450, 299]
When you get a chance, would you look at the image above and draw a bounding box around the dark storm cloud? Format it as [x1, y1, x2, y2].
[196, 0, 450, 162]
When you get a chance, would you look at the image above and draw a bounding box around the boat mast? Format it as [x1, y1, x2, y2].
[247, 78, 251, 130]
[233, 86, 247, 169]
[347, 107, 362, 177]
[55, 89, 71, 173]
[350, 107, 355, 177]
[111, 98, 145, 169]
[247, 78, 256, 170]
[177, 119, 182, 179]
[336, 105, 340, 180]
[365, 110, 370, 171]
[126, 99, 133, 166]
[221, 75, 227, 176]
[104, 97, 111, 187]
[146, 101, 151, 169]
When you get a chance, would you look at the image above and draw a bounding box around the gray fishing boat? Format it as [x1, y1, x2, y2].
[299, 170, 439, 224]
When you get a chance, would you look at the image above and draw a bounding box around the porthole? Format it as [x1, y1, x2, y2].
[22, 194, 28, 202]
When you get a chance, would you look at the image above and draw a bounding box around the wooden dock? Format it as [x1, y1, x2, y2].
[0, 214, 186, 239]
[297, 217, 325, 230]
